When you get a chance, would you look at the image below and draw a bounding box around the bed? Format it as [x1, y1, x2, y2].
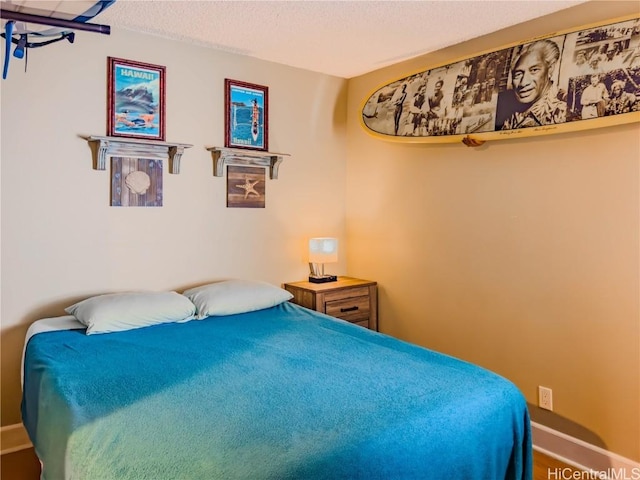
[22, 281, 532, 480]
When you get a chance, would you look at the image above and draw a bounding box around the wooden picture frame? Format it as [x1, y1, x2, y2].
[111, 157, 163, 207]
[107, 57, 166, 141]
[226, 166, 265, 208]
[225, 79, 268, 151]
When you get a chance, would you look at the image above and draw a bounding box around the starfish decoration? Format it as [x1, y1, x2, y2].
[236, 177, 261, 199]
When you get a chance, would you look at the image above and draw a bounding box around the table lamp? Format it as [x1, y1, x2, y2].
[308, 237, 338, 283]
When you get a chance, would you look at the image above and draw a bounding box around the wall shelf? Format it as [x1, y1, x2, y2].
[84, 136, 193, 174]
[206, 147, 290, 179]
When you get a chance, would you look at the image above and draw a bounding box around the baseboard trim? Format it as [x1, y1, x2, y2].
[531, 421, 639, 477]
[0, 423, 32, 455]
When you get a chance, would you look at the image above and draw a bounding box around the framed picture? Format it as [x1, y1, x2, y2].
[107, 57, 166, 141]
[225, 79, 268, 151]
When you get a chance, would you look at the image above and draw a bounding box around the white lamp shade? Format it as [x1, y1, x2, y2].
[308, 238, 338, 264]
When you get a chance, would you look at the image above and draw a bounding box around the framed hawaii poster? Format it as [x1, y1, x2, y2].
[225, 79, 268, 151]
[107, 57, 166, 141]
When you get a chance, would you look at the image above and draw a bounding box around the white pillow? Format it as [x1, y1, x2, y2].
[183, 279, 293, 318]
[65, 291, 196, 335]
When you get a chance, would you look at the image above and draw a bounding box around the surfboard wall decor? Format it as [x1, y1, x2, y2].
[360, 14, 640, 146]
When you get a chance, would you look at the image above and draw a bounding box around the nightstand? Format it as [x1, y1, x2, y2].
[283, 277, 378, 330]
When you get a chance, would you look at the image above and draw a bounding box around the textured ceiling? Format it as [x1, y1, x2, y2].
[97, 0, 588, 78]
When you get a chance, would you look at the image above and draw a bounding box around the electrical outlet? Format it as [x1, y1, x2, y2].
[538, 386, 553, 411]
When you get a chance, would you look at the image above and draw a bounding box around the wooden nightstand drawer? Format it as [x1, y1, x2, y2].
[323, 286, 369, 303]
[325, 295, 370, 323]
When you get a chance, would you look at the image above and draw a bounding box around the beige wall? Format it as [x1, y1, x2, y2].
[0, 28, 347, 425]
[346, 1, 640, 461]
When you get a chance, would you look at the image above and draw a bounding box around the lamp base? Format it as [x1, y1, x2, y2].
[309, 275, 337, 284]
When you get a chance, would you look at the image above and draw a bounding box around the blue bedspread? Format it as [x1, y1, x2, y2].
[23, 302, 532, 480]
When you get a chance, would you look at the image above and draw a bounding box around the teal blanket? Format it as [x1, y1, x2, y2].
[23, 302, 532, 480]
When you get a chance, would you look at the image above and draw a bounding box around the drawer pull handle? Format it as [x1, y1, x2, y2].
[340, 306, 359, 313]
